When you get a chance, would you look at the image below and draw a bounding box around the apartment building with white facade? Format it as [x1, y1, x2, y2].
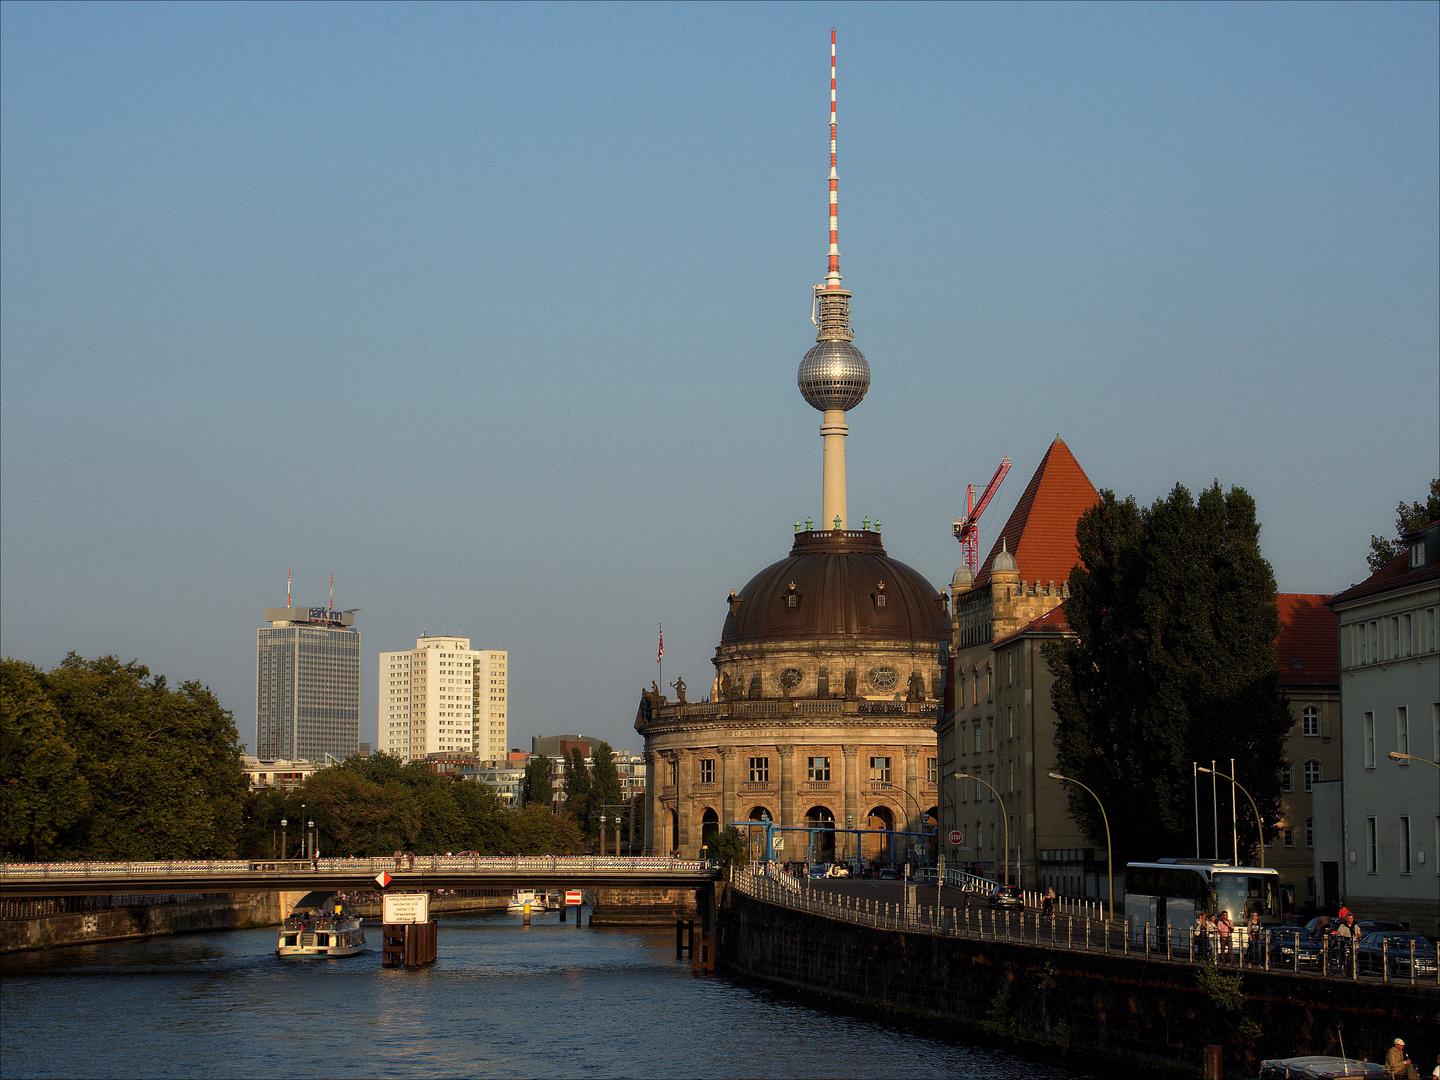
[1323, 521, 1439, 935]
[379, 635, 507, 763]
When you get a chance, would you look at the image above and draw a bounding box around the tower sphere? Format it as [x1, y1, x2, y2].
[797, 339, 870, 412]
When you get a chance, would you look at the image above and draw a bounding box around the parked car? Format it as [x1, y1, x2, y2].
[990, 884, 1024, 910]
[1352, 932, 1438, 977]
[807, 863, 831, 879]
[1262, 926, 1323, 970]
[877, 867, 900, 880]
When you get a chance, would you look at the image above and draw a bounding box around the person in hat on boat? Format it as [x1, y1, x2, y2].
[1386, 1039, 1419, 1079]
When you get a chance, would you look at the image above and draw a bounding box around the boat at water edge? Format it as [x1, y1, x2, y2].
[507, 889, 545, 913]
[277, 891, 367, 959]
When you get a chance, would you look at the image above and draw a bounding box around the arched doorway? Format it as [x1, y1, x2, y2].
[699, 807, 720, 852]
[805, 806, 835, 862]
[925, 806, 940, 864]
[866, 805, 895, 866]
[747, 806, 772, 862]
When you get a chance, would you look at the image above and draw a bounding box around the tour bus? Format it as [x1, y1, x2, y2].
[1124, 860, 1281, 952]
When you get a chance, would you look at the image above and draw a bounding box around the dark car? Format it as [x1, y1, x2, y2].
[1353, 932, 1438, 977]
[877, 867, 900, 880]
[1262, 926, 1323, 970]
[990, 884, 1023, 910]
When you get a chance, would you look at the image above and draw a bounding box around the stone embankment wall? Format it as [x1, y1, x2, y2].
[589, 887, 700, 926]
[717, 888, 1439, 1078]
[1, 893, 282, 953]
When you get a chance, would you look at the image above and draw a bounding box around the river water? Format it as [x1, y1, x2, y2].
[1, 907, 1097, 1078]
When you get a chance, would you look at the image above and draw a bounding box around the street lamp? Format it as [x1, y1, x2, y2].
[954, 772, 1009, 886]
[874, 780, 932, 868]
[1197, 766, 1266, 868]
[280, 819, 288, 861]
[1048, 772, 1113, 923]
[1389, 751, 1440, 770]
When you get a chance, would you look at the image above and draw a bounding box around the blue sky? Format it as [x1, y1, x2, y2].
[3, 1, 1436, 756]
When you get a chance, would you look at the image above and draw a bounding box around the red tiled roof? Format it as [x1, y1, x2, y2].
[976, 437, 1099, 587]
[1275, 593, 1338, 687]
[1327, 523, 1440, 608]
[994, 605, 1072, 648]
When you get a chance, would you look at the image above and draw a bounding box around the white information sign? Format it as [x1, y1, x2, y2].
[382, 892, 430, 924]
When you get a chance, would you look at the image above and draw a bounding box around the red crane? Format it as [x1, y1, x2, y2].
[953, 457, 1011, 573]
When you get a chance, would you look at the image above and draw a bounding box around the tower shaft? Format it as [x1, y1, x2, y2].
[821, 409, 849, 529]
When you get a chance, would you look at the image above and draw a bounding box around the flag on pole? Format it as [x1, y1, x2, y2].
[657, 625, 664, 664]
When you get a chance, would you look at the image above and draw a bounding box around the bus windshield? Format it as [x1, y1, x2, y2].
[1213, 871, 1280, 922]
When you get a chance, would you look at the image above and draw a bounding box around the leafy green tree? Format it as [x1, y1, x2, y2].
[563, 747, 592, 834]
[520, 755, 553, 808]
[706, 826, 750, 870]
[504, 804, 585, 854]
[589, 742, 622, 831]
[1044, 483, 1291, 865]
[1368, 478, 1440, 571]
[42, 654, 247, 859]
[0, 659, 88, 860]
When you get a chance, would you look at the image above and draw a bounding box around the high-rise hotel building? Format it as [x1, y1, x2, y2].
[256, 605, 360, 762]
[380, 636, 507, 762]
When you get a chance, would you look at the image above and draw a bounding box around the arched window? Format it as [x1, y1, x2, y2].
[805, 806, 836, 862]
[700, 808, 719, 849]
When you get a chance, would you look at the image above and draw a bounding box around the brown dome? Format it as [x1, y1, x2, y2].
[721, 530, 950, 646]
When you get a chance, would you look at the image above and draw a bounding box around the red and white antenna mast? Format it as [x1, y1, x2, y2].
[826, 28, 842, 292]
[329, 572, 334, 611]
[287, 568, 291, 607]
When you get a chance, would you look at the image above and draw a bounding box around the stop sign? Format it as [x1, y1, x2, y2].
[948, 830, 963, 844]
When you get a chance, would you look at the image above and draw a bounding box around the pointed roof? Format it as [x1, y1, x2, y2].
[975, 437, 1099, 587]
[1275, 593, 1339, 688]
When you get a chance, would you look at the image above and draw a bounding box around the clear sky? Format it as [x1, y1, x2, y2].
[3, 2, 1437, 757]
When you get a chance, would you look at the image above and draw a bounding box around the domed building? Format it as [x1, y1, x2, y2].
[635, 35, 947, 866]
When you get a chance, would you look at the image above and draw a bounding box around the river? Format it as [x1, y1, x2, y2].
[0, 906, 1099, 1078]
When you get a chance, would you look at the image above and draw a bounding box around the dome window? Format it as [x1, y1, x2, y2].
[783, 582, 803, 610]
[871, 581, 888, 609]
[779, 667, 804, 691]
[727, 591, 744, 617]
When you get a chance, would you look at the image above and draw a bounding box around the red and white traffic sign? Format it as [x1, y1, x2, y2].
[565, 890, 583, 906]
[375, 871, 392, 889]
[948, 830, 963, 845]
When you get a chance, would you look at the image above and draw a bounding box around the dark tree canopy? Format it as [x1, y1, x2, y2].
[1, 654, 246, 860]
[589, 742, 622, 830]
[563, 747, 592, 833]
[1368, 478, 1440, 572]
[1044, 483, 1291, 865]
[520, 755, 553, 808]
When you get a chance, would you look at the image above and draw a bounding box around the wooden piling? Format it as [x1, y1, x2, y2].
[382, 920, 437, 968]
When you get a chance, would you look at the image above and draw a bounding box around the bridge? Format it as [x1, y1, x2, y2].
[0, 855, 720, 898]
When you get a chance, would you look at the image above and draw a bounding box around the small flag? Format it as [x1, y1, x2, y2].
[657, 625, 664, 663]
[375, 871, 391, 889]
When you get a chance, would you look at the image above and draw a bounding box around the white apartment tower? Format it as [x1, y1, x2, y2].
[379, 636, 507, 763]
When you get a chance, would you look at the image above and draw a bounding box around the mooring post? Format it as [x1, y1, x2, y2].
[1203, 1045, 1223, 1080]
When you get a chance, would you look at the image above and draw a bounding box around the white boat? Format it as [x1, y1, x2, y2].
[507, 889, 545, 913]
[277, 891, 367, 959]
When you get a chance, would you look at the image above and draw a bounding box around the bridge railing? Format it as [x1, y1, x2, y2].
[727, 868, 1439, 988]
[0, 855, 716, 880]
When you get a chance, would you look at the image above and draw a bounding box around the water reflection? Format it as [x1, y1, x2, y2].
[1, 909, 1096, 1078]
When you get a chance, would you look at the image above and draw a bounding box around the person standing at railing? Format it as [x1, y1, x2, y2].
[1194, 912, 1213, 961]
[1216, 910, 1235, 964]
[1244, 911, 1263, 964]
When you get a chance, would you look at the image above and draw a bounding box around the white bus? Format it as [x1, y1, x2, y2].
[1124, 860, 1281, 951]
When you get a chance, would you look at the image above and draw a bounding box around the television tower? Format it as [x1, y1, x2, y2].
[797, 29, 870, 531]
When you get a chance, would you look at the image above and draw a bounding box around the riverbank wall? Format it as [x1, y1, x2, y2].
[1, 893, 282, 953]
[589, 887, 700, 926]
[716, 887, 1438, 1079]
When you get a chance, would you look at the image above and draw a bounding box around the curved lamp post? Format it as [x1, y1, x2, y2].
[954, 772, 1009, 886]
[874, 780, 932, 866]
[1389, 751, 1440, 770]
[1197, 765, 1266, 868]
[1048, 772, 1113, 922]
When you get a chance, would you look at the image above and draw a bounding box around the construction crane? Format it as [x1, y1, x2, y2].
[953, 457, 1012, 574]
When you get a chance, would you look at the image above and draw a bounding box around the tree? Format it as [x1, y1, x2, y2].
[589, 742, 622, 832]
[563, 747, 592, 833]
[0, 659, 88, 859]
[520, 755, 553, 808]
[1044, 483, 1292, 865]
[706, 826, 750, 870]
[41, 654, 247, 859]
[1368, 478, 1440, 571]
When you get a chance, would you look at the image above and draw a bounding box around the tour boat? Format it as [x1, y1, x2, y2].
[507, 889, 545, 913]
[276, 891, 367, 959]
